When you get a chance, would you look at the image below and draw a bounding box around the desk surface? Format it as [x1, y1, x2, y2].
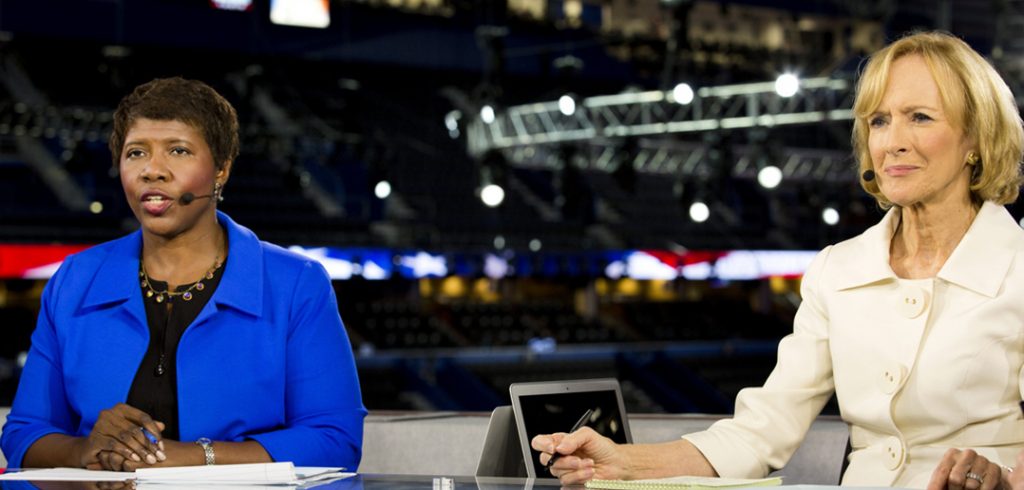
[0, 474, 867, 490]
[0, 473, 572, 489]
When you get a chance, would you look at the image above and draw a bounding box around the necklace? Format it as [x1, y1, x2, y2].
[139, 256, 223, 303]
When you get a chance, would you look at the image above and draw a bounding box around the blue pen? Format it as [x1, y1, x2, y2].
[142, 428, 159, 446]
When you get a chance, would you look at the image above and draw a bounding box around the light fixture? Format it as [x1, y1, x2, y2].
[689, 200, 710, 223]
[445, 110, 461, 139]
[480, 104, 496, 124]
[529, 238, 542, 252]
[494, 235, 506, 250]
[89, 201, 103, 214]
[757, 165, 783, 189]
[374, 180, 392, 199]
[671, 83, 694, 105]
[822, 206, 840, 226]
[775, 73, 799, 97]
[558, 94, 577, 116]
[481, 184, 505, 207]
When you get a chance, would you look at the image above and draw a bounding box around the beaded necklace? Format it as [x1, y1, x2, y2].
[139, 257, 223, 303]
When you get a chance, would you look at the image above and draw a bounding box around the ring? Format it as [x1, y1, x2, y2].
[966, 472, 984, 484]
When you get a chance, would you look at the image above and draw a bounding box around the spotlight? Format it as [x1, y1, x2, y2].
[822, 206, 840, 226]
[374, 180, 392, 199]
[494, 235, 506, 250]
[529, 238, 542, 252]
[445, 110, 462, 139]
[481, 184, 505, 207]
[558, 94, 576, 116]
[480, 104, 496, 124]
[444, 110, 461, 131]
[671, 83, 694, 105]
[689, 201, 710, 223]
[757, 165, 783, 189]
[89, 201, 103, 214]
[775, 73, 799, 97]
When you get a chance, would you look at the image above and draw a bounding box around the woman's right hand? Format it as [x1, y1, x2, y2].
[531, 427, 629, 485]
[79, 403, 166, 470]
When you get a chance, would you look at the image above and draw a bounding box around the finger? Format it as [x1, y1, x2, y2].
[554, 427, 595, 456]
[558, 466, 596, 486]
[532, 433, 560, 454]
[950, 450, 979, 490]
[929, 449, 959, 490]
[116, 428, 154, 464]
[980, 461, 1000, 490]
[103, 435, 143, 466]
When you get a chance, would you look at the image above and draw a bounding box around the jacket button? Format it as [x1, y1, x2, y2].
[883, 436, 905, 470]
[878, 363, 906, 394]
[899, 287, 928, 318]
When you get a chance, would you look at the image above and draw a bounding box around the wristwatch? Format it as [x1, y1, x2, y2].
[195, 437, 215, 465]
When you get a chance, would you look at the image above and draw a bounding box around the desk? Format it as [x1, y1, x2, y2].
[0, 474, 572, 490]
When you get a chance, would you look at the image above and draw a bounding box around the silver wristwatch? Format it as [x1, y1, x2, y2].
[195, 437, 215, 465]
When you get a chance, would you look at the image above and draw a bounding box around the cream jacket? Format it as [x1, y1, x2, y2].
[683, 201, 1024, 487]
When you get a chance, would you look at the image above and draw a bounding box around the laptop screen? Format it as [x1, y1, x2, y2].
[510, 379, 631, 478]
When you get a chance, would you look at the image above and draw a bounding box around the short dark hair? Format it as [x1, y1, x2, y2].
[109, 77, 240, 169]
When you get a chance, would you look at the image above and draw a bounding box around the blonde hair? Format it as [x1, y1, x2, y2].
[852, 31, 1024, 207]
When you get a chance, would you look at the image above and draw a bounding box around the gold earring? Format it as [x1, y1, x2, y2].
[966, 152, 980, 165]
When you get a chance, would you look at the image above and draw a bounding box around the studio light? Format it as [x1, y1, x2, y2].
[558, 94, 576, 116]
[481, 184, 505, 207]
[689, 201, 710, 223]
[480, 104, 496, 124]
[374, 180, 392, 199]
[775, 73, 799, 97]
[529, 238, 542, 252]
[757, 165, 783, 189]
[671, 83, 694, 105]
[822, 206, 840, 226]
[445, 110, 461, 138]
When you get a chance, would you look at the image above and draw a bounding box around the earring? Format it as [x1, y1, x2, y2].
[214, 182, 224, 202]
[966, 152, 980, 165]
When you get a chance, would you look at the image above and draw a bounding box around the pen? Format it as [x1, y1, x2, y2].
[142, 428, 159, 446]
[545, 408, 594, 469]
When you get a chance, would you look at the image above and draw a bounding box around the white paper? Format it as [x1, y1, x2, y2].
[0, 467, 133, 481]
[0, 463, 353, 486]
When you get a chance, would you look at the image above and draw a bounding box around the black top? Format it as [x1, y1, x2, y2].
[127, 257, 226, 441]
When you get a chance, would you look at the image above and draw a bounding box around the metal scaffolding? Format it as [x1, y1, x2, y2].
[467, 76, 857, 182]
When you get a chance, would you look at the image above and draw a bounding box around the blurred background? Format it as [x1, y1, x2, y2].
[1, 0, 1023, 415]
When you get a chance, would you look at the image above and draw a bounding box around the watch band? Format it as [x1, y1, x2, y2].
[195, 437, 215, 465]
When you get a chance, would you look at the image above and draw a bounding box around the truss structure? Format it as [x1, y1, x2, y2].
[467, 77, 857, 181]
[504, 139, 855, 184]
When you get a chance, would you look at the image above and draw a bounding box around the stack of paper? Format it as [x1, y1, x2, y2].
[585, 475, 783, 490]
[0, 463, 352, 487]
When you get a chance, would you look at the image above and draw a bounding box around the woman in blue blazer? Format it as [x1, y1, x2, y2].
[0, 78, 366, 471]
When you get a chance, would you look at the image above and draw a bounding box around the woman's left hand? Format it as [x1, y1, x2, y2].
[927, 448, 1009, 490]
[98, 439, 203, 471]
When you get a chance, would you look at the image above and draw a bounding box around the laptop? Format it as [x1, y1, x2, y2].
[508, 378, 633, 478]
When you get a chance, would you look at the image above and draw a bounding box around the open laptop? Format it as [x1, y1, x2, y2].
[508, 378, 632, 478]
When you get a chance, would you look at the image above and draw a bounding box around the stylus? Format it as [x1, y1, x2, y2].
[545, 408, 594, 469]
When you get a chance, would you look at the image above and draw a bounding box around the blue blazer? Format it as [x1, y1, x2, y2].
[1, 212, 366, 469]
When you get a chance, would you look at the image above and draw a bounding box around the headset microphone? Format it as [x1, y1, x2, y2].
[179, 192, 213, 205]
[862, 169, 876, 182]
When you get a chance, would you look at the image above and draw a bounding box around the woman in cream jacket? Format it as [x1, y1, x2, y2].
[532, 31, 1024, 490]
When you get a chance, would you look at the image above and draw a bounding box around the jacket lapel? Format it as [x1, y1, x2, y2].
[938, 201, 1024, 297]
[191, 211, 265, 329]
[79, 231, 148, 332]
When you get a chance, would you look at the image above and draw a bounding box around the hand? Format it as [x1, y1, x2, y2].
[81, 403, 167, 471]
[531, 427, 628, 485]
[1007, 450, 1024, 490]
[96, 438, 203, 471]
[927, 448, 1008, 490]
